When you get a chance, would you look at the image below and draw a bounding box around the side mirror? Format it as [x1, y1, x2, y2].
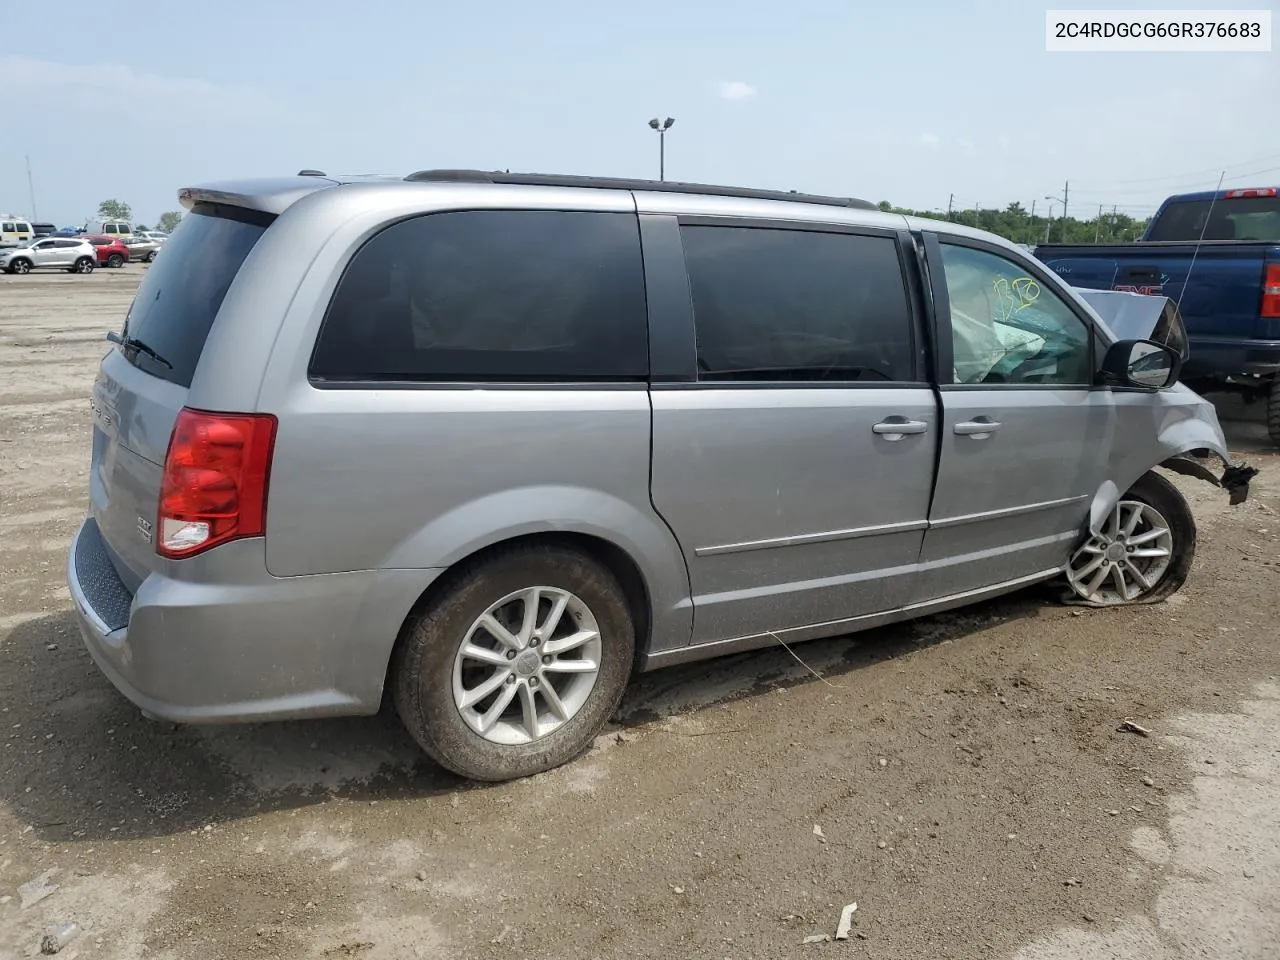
[1100, 339, 1181, 390]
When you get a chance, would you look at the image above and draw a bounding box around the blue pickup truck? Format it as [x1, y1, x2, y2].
[1034, 186, 1280, 445]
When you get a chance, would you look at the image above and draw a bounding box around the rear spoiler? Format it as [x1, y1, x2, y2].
[177, 175, 340, 216]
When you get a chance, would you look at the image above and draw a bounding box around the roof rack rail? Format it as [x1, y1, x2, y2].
[297, 169, 327, 177]
[402, 169, 877, 210]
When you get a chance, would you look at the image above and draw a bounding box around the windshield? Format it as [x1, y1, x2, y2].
[121, 202, 273, 387]
[1146, 195, 1280, 241]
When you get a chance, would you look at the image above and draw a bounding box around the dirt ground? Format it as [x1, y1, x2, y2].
[2, 269, 1278, 960]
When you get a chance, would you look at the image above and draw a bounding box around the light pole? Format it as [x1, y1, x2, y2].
[1044, 180, 1069, 242]
[1044, 194, 1066, 242]
[648, 117, 675, 181]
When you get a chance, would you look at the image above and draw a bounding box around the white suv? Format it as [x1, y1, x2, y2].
[0, 237, 97, 274]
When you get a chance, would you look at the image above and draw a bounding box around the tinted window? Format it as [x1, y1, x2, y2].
[311, 210, 648, 382]
[1, 224, 13, 233]
[90, 238, 108, 246]
[120, 203, 271, 388]
[1146, 196, 1280, 242]
[940, 243, 1092, 385]
[55, 240, 81, 249]
[680, 226, 914, 382]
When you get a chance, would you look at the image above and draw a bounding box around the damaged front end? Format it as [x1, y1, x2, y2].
[1161, 452, 1259, 505]
[1075, 286, 1259, 507]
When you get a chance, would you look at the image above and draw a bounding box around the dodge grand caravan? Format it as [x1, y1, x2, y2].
[69, 170, 1256, 782]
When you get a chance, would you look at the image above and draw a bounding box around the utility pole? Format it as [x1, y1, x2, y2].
[1093, 203, 1103, 243]
[1030, 199, 1036, 244]
[1061, 180, 1069, 231]
[648, 117, 675, 181]
[1044, 203, 1055, 244]
[947, 193, 954, 220]
[25, 155, 37, 221]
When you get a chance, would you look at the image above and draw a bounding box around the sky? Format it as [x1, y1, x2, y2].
[2, 0, 1278, 227]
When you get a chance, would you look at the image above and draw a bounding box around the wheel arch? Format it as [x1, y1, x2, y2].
[379, 530, 662, 710]
[1087, 398, 1232, 537]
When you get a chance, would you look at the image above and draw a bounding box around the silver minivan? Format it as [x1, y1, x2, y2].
[68, 170, 1255, 781]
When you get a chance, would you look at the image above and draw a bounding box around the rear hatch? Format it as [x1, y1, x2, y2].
[88, 203, 271, 591]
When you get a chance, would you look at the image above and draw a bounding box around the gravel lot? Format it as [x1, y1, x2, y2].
[2, 269, 1278, 959]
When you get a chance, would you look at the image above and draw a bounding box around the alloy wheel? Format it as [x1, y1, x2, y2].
[1066, 499, 1174, 604]
[451, 586, 602, 745]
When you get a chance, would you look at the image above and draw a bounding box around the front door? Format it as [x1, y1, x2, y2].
[30, 239, 60, 269]
[913, 234, 1116, 603]
[649, 219, 938, 645]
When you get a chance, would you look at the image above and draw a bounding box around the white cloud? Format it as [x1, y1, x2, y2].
[717, 80, 758, 102]
[0, 56, 282, 122]
[957, 137, 977, 156]
[917, 132, 941, 148]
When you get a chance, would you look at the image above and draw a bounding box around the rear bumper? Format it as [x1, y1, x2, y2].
[1184, 336, 1280, 378]
[67, 517, 435, 723]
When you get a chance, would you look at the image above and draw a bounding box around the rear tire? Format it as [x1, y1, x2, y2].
[9, 258, 31, 275]
[107, 253, 124, 268]
[74, 257, 94, 274]
[392, 544, 635, 782]
[1065, 471, 1195, 606]
[1267, 379, 1280, 447]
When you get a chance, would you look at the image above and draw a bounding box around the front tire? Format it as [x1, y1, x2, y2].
[9, 258, 31, 275]
[392, 544, 635, 782]
[1065, 471, 1195, 605]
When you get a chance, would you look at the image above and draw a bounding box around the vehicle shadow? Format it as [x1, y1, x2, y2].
[0, 590, 1053, 844]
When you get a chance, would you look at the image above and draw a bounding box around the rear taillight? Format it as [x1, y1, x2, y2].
[157, 408, 277, 559]
[1263, 264, 1280, 319]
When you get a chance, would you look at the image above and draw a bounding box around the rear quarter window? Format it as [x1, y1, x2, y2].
[120, 203, 272, 387]
[309, 210, 649, 383]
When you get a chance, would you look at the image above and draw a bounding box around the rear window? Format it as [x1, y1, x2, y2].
[120, 202, 271, 387]
[310, 210, 648, 383]
[1146, 195, 1280, 242]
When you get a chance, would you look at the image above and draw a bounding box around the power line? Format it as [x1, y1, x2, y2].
[1082, 151, 1280, 188]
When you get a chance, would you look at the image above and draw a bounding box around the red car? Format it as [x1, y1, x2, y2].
[84, 234, 130, 268]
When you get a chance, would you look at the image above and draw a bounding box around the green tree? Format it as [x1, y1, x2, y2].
[874, 199, 1150, 247]
[157, 211, 182, 233]
[97, 199, 132, 221]
[135, 224, 150, 232]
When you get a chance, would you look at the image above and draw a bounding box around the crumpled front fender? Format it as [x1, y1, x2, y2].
[1086, 384, 1257, 536]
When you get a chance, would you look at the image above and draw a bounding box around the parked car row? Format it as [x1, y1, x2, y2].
[2, 215, 171, 251]
[2, 231, 165, 274]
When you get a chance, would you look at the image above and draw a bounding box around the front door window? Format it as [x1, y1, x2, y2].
[940, 243, 1092, 386]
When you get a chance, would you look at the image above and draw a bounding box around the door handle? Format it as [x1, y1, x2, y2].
[954, 418, 1003, 439]
[873, 418, 929, 441]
